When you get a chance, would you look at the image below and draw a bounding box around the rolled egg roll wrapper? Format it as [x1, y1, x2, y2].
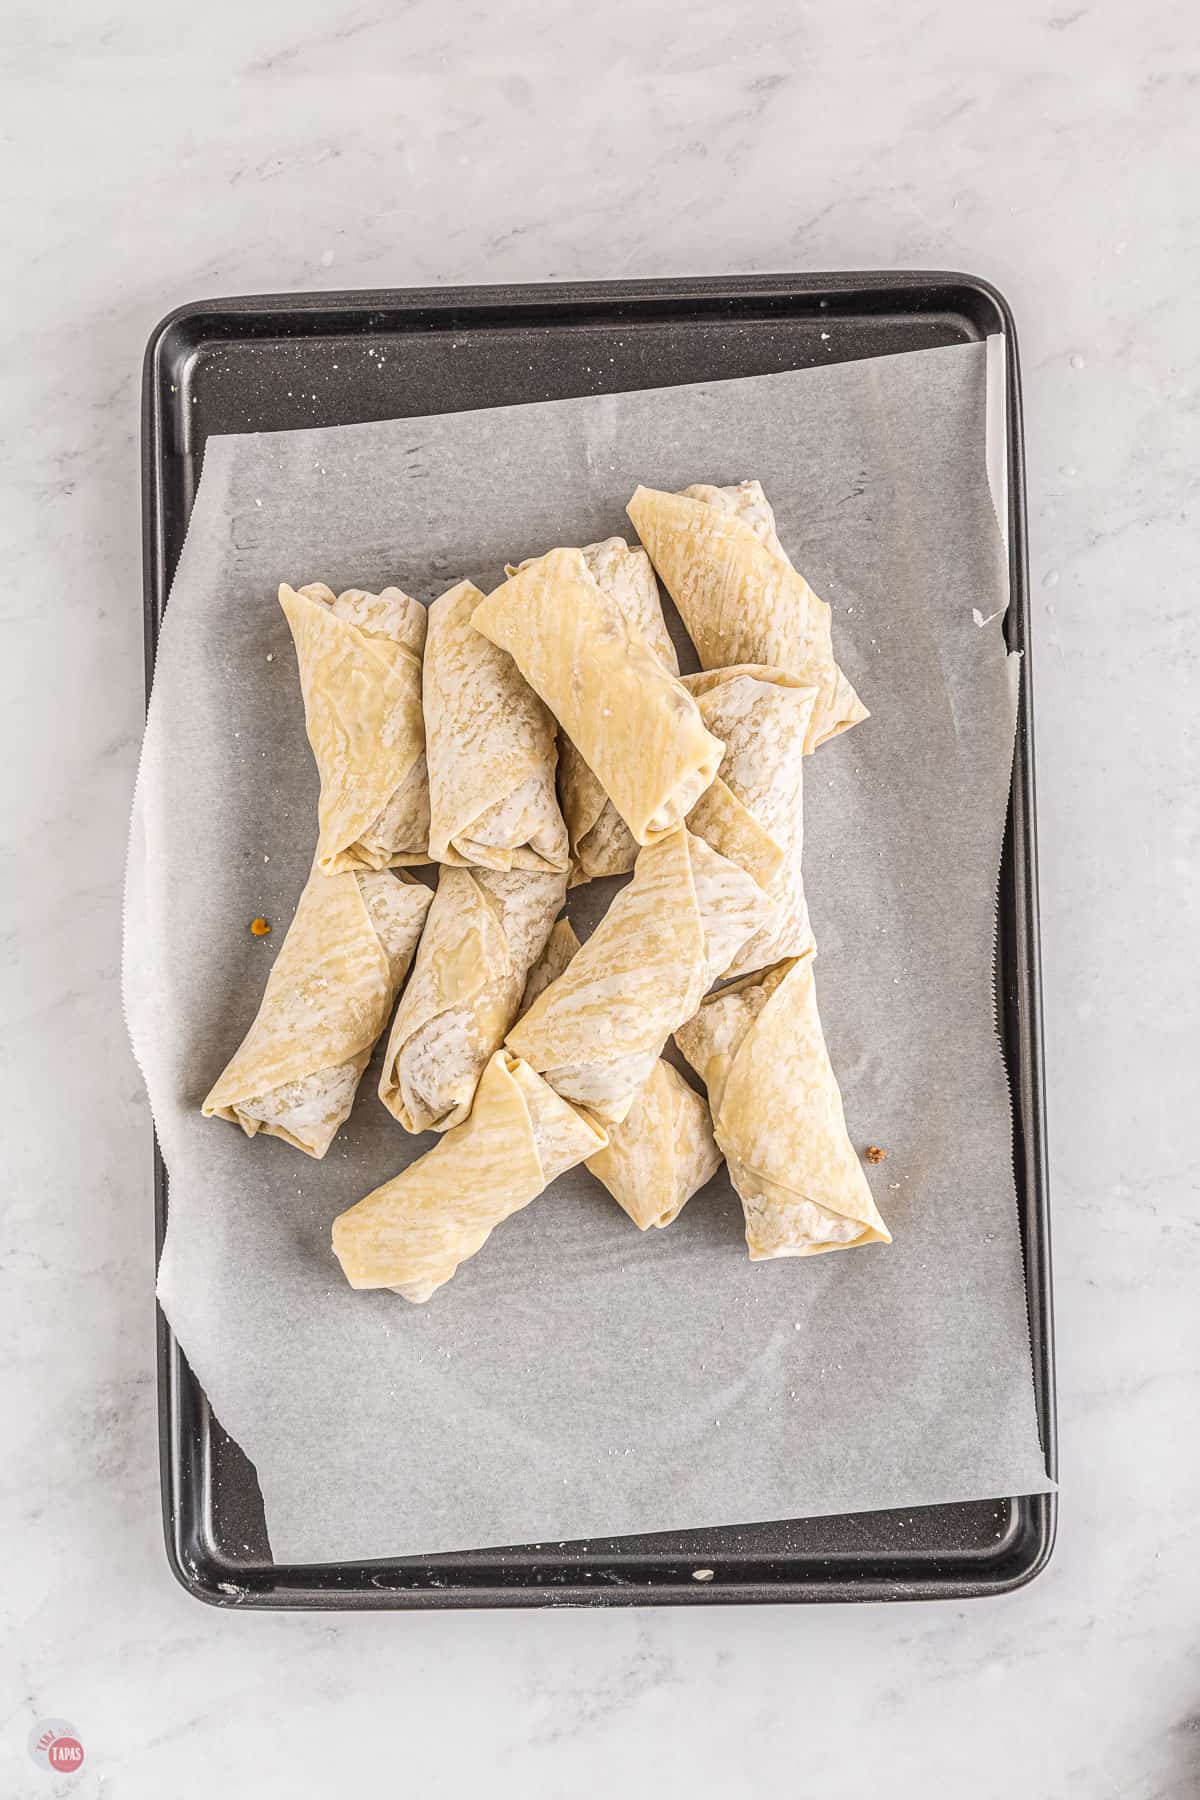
[506, 826, 775, 1124]
[626, 481, 867, 752]
[517, 540, 679, 885]
[423, 580, 568, 873]
[378, 865, 566, 1134]
[471, 548, 724, 847]
[333, 1051, 607, 1302]
[202, 866, 433, 1159]
[684, 666, 819, 977]
[675, 955, 890, 1258]
[278, 582, 431, 874]
[519, 916, 722, 1227]
[586, 1060, 723, 1231]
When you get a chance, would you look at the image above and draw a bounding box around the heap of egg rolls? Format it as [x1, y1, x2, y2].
[204, 481, 889, 1300]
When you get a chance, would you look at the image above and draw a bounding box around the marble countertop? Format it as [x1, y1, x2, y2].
[3, 1, 1197, 1794]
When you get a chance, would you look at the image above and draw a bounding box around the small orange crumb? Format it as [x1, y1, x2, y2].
[250, 917, 271, 937]
[865, 1144, 886, 1165]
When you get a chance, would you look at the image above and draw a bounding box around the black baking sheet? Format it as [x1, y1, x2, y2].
[142, 273, 1055, 1607]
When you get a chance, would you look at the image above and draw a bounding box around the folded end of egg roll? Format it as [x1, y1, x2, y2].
[586, 1060, 723, 1231]
[675, 955, 890, 1257]
[424, 580, 569, 874]
[333, 1052, 606, 1300]
[203, 866, 432, 1158]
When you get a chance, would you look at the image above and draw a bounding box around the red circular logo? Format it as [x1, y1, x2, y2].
[28, 1719, 85, 1777]
[48, 1737, 85, 1772]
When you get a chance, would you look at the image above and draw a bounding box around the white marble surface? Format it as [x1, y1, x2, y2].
[1, 1, 1197, 1794]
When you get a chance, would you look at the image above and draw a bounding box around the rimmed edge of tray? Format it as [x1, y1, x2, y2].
[142, 270, 1055, 1608]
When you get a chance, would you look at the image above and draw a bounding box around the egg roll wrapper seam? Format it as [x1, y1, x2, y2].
[506, 827, 774, 1123]
[626, 484, 867, 752]
[685, 776, 784, 891]
[546, 540, 679, 881]
[585, 1060, 723, 1231]
[519, 916, 582, 1013]
[675, 954, 890, 1257]
[379, 866, 565, 1133]
[684, 665, 819, 975]
[423, 579, 568, 873]
[278, 582, 430, 873]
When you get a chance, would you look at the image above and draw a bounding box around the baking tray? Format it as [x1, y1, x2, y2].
[142, 272, 1055, 1607]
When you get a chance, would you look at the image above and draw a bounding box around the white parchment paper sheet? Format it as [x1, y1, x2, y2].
[124, 343, 1052, 1562]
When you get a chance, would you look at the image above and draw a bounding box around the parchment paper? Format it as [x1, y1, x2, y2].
[124, 343, 1053, 1563]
